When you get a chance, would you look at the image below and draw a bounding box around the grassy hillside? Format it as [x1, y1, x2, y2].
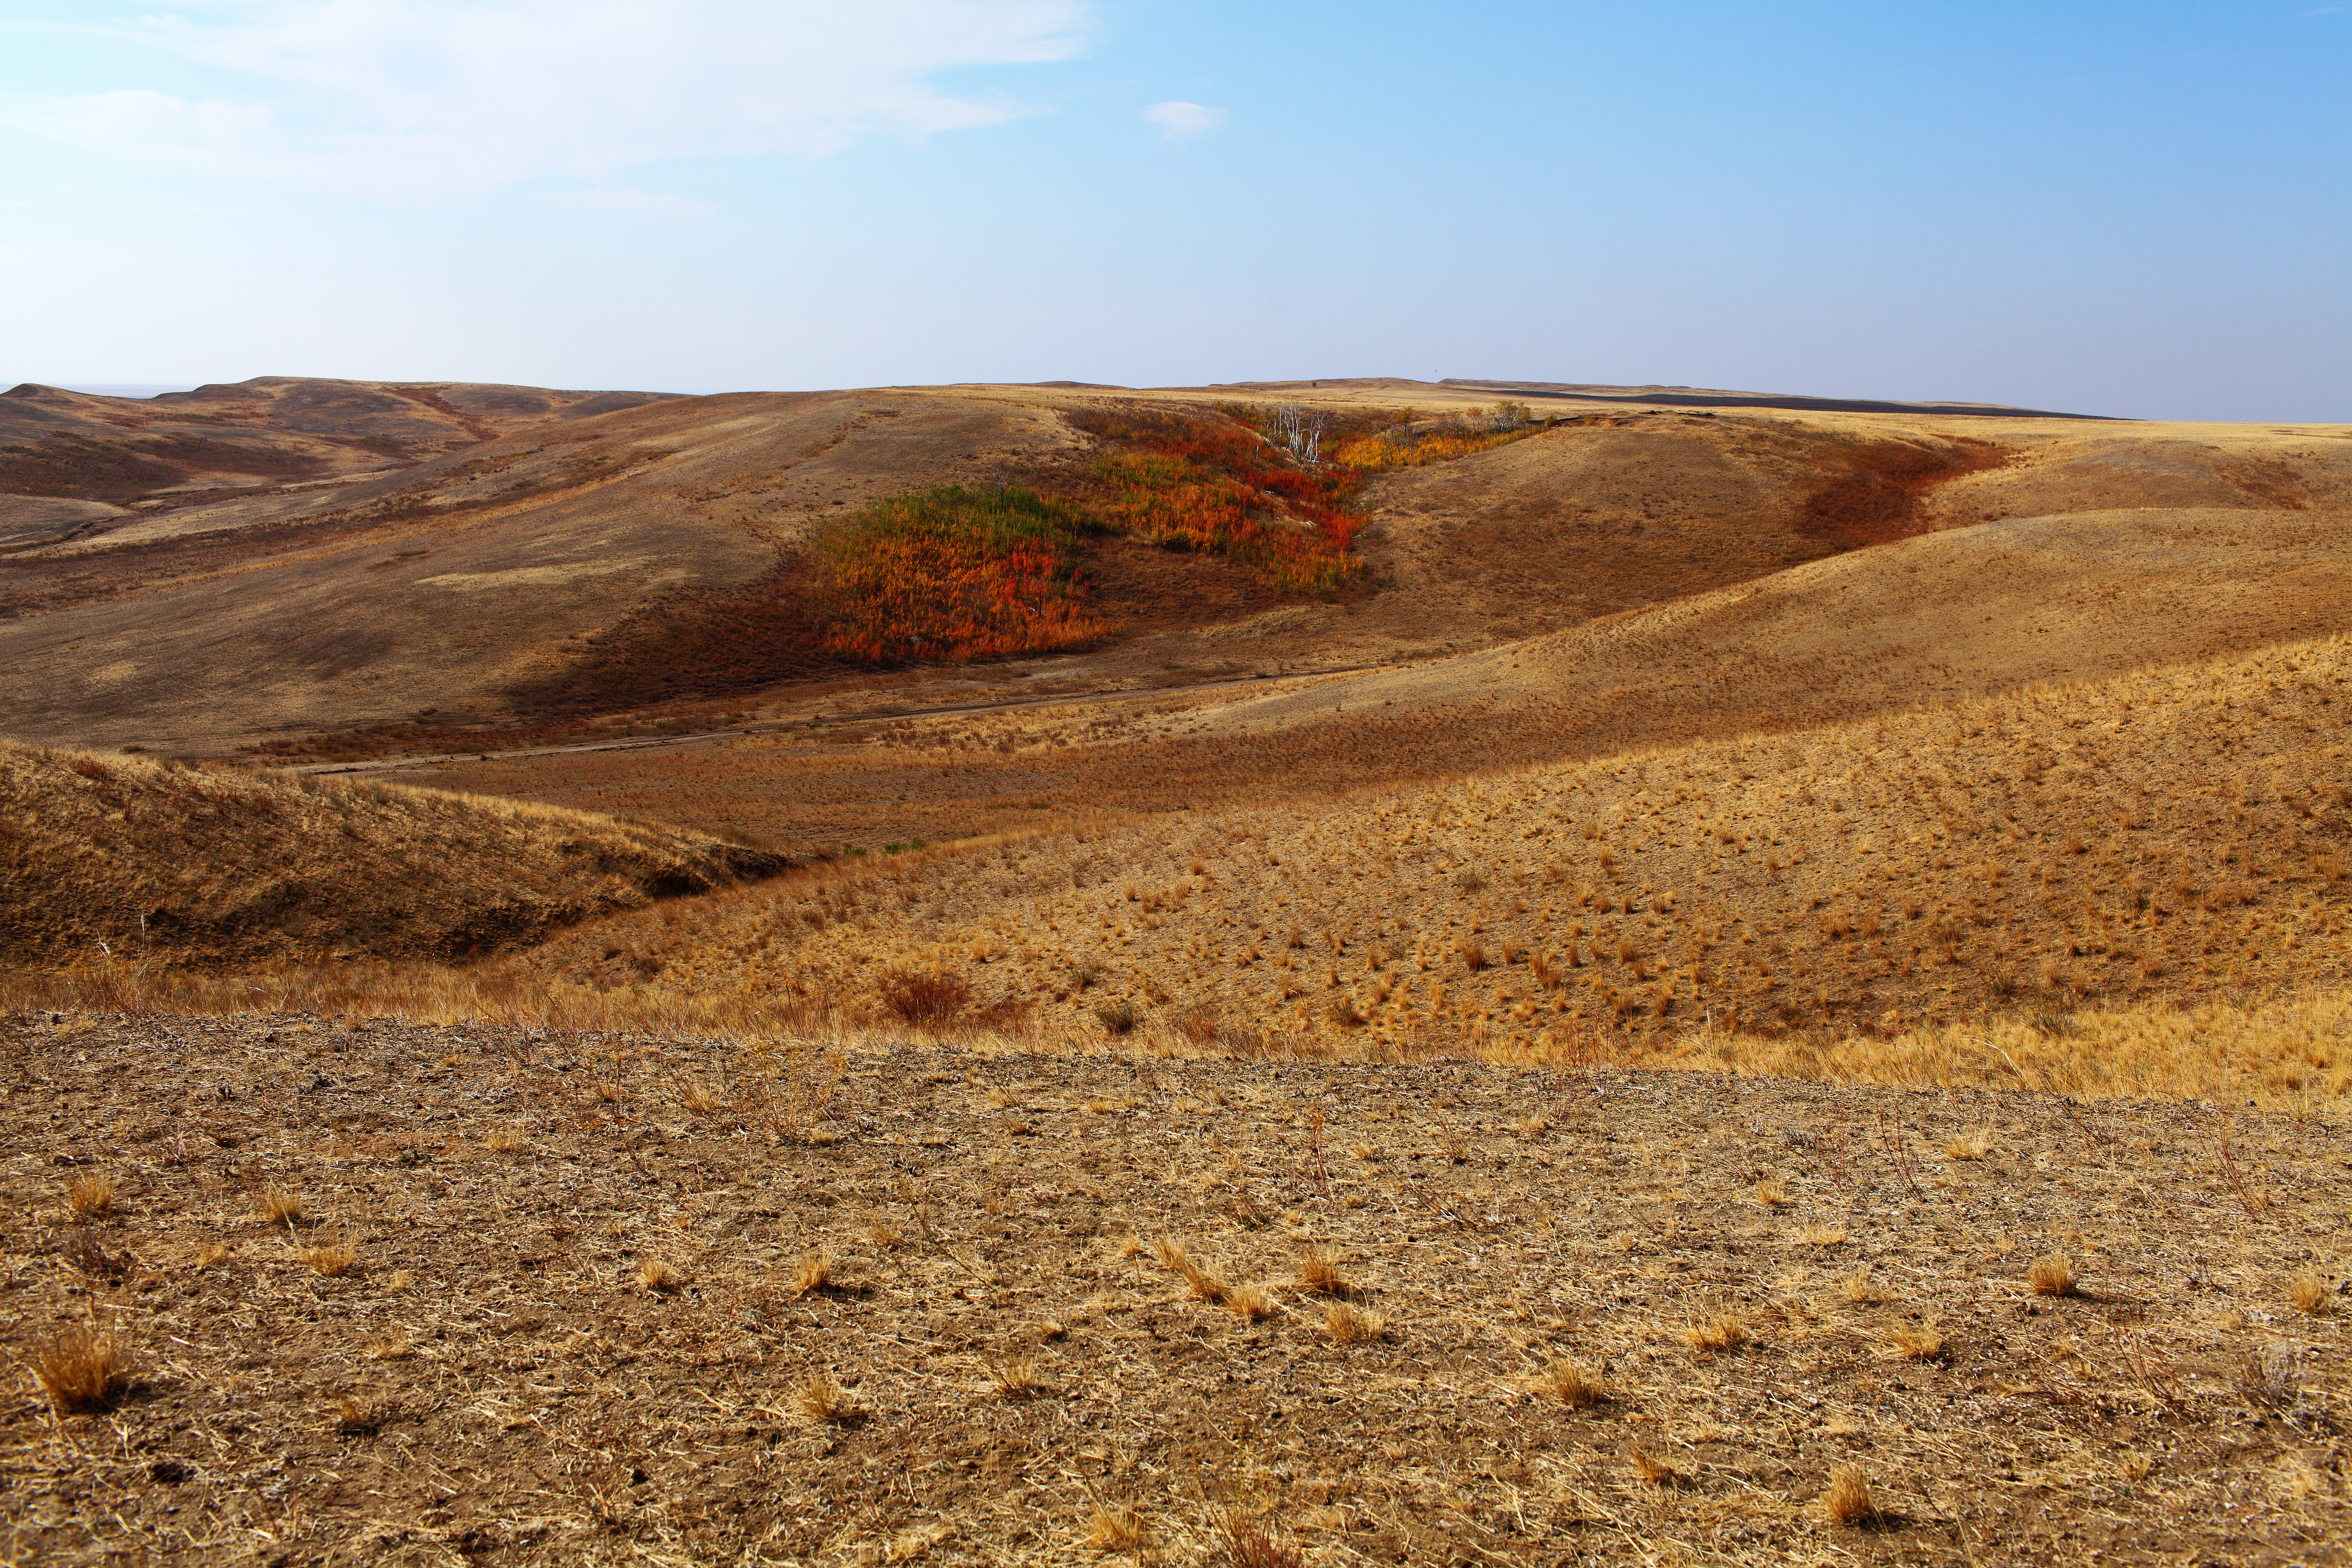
[0, 743, 798, 966]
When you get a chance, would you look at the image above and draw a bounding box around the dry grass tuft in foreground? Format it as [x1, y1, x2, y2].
[1684, 1312, 1748, 1354]
[1083, 1505, 1151, 1553]
[795, 1373, 858, 1426]
[31, 1320, 129, 1415]
[1538, 1358, 1608, 1408]
[2029, 1254, 2077, 1297]
[64, 1172, 113, 1217]
[2289, 1269, 2332, 1316]
[1823, 1463, 1880, 1527]
[1323, 1302, 1387, 1344]
[255, 1188, 303, 1228]
[634, 1258, 686, 1293]
[1298, 1244, 1349, 1296]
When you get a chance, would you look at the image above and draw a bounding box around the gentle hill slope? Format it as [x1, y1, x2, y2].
[453, 634, 2352, 1102]
[0, 742, 799, 965]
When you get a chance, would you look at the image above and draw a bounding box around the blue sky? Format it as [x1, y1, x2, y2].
[2, 1, 2345, 419]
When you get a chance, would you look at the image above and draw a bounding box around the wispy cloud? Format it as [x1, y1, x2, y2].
[1144, 100, 1226, 140]
[549, 189, 716, 217]
[0, 1, 1089, 198]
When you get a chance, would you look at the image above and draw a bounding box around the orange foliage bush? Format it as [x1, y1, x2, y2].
[1066, 408, 1365, 593]
[815, 486, 1109, 665]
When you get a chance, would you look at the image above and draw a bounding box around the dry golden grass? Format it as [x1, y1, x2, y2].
[1155, 1237, 1230, 1303]
[255, 1188, 303, 1228]
[1945, 1129, 1992, 1160]
[2288, 1269, 2331, 1316]
[787, 1250, 835, 1299]
[302, 1241, 358, 1277]
[64, 635, 2339, 1115]
[1226, 1282, 1275, 1321]
[634, 1258, 686, 1293]
[0, 739, 795, 967]
[65, 1172, 113, 1218]
[795, 1373, 856, 1426]
[1298, 1244, 1348, 1296]
[5, 1011, 2347, 1563]
[1684, 1312, 1748, 1354]
[1323, 1301, 1386, 1344]
[1890, 1323, 1945, 1361]
[1538, 1358, 1607, 1408]
[1083, 1505, 1150, 1553]
[194, 1240, 230, 1268]
[1629, 1447, 1677, 1486]
[483, 1127, 525, 1153]
[2029, 1254, 2076, 1297]
[31, 1320, 129, 1414]
[1822, 1463, 1878, 1527]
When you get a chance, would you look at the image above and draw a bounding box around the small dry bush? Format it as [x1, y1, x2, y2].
[1629, 1447, 1676, 1486]
[1212, 1507, 1305, 1568]
[1823, 1464, 1879, 1527]
[1538, 1358, 1607, 1408]
[1685, 1313, 1747, 1354]
[1083, 1506, 1150, 1553]
[256, 1189, 304, 1227]
[66, 1173, 114, 1218]
[796, 1373, 857, 1425]
[2029, 1253, 2076, 1297]
[303, 1241, 358, 1277]
[635, 1258, 687, 1293]
[32, 1321, 130, 1414]
[334, 1394, 393, 1436]
[985, 1355, 1042, 1400]
[2288, 1269, 2331, 1315]
[880, 967, 971, 1029]
[1890, 1323, 1945, 1361]
[1840, 1266, 1886, 1305]
[1155, 1238, 1229, 1303]
[1323, 1302, 1386, 1343]
[1299, 1245, 1349, 1296]
[788, 1250, 836, 1298]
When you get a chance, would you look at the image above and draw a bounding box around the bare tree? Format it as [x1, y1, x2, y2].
[1268, 403, 1328, 465]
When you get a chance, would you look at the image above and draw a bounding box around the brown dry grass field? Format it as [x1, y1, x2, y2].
[3, 1014, 2346, 1565]
[5, 378, 2352, 1563]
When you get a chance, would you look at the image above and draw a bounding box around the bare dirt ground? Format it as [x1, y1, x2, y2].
[4, 1011, 2346, 1566]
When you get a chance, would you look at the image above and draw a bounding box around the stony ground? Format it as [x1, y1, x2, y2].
[3, 1009, 2347, 1565]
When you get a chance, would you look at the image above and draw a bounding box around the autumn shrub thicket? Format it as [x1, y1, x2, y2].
[814, 485, 1109, 665]
[1064, 407, 1367, 592]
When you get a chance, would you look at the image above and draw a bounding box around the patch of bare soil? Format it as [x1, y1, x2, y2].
[3, 1013, 2344, 1565]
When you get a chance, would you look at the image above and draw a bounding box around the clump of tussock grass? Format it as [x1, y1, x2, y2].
[1538, 1358, 1607, 1408]
[1823, 1464, 1879, 1526]
[1323, 1302, 1387, 1344]
[66, 1172, 115, 1218]
[635, 1259, 688, 1293]
[2029, 1254, 2076, 1297]
[31, 1320, 131, 1414]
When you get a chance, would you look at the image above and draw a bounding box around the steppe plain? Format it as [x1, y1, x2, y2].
[3, 374, 2349, 1564]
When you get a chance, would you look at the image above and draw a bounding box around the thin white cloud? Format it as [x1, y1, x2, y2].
[1144, 100, 1226, 140]
[0, 1, 1088, 198]
[549, 188, 716, 217]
